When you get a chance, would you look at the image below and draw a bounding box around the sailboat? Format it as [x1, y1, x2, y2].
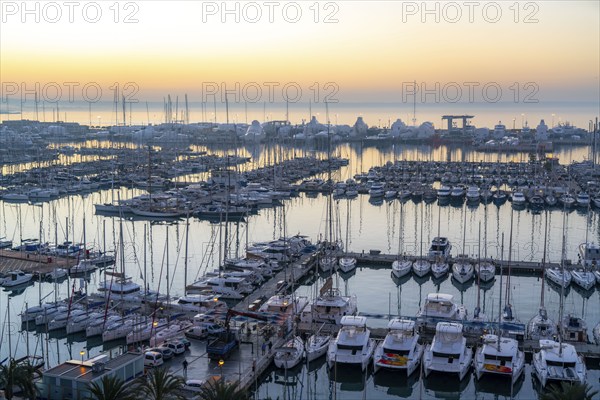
[532, 212, 587, 388]
[319, 105, 341, 273]
[306, 330, 330, 362]
[527, 211, 557, 340]
[501, 209, 518, 323]
[475, 202, 495, 282]
[392, 200, 411, 279]
[274, 336, 305, 369]
[451, 204, 474, 284]
[338, 200, 357, 273]
[412, 202, 431, 277]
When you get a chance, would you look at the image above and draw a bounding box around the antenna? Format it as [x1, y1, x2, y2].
[412, 80, 417, 126]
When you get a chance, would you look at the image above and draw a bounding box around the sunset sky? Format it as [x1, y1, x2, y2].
[1, 1, 598, 125]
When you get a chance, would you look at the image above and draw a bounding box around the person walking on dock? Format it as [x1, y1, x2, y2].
[261, 342, 266, 355]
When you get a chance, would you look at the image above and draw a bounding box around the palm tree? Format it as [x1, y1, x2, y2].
[540, 381, 598, 400]
[86, 375, 138, 400]
[135, 367, 185, 400]
[0, 358, 38, 400]
[198, 379, 248, 400]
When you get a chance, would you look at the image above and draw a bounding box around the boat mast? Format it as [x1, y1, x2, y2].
[143, 223, 147, 294]
[475, 222, 481, 318]
[559, 209, 568, 356]
[184, 212, 190, 295]
[166, 225, 170, 307]
[540, 210, 548, 310]
[505, 208, 514, 311]
[498, 233, 504, 336]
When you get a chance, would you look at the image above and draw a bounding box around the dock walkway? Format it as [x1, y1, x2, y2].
[345, 251, 568, 273]
[0, 249, 77, 276]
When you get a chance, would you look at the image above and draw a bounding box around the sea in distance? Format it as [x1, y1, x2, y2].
[3, 100, 599, 131]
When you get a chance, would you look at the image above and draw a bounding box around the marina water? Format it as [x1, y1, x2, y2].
[1, 142, 599, 399]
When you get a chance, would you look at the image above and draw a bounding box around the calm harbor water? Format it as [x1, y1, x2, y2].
[0, 143, 599, 399]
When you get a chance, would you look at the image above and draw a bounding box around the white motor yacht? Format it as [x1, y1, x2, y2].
[428, 236, 452, 260]
[373, 319, 423, 376]
[423, 322, 472, 380]
[578, 242, 600, 268]
[474, 334, 525, 383]
[532, 339, 586, 387]
[69, 259, 96, 274]
[186, 276, 252, 299]
[416, 293, 467, 329]
[327, 316, 376, 371]
[0, 270, 33, 287]
[299, 288, 357, 327]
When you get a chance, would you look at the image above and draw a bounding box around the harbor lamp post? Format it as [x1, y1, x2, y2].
[80, 350, 85, 364]
[218, 359, 225, 378]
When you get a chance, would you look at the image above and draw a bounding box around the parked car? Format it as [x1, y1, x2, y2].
[164, 340, 186, 355]
[148, 346, 174, 361]
[183, 379, 205, 393]
[144, 351, 164, 367]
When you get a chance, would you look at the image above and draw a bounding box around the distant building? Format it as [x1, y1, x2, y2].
[535, 119, 548, 141]
[37, 352, 144, 400]
[350, 117, 368, 137]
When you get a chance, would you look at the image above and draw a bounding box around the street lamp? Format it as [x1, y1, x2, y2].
[218, 359, 224, 378]
[521, 113, 525, 128]
[80, 350, 85, 364]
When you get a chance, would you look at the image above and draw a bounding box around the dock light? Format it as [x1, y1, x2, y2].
[214, 297, 219, 302]
[153, 321, 158, 327]
[80, 350, 85, 363]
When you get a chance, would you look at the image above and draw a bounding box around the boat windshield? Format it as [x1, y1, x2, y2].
[338, 344, 364, 351]
[383, 348, 410, 356]
[547, 360, 576, 368]
[484, 355, 513, 362]
[432, 351, 460, 359]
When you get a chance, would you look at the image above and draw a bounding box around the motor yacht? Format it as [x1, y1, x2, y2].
[373, 319, 423, 376]
[423, 322, 472, 380]
[327, 316, 375, 371]
[532, 339, 586, 387]
[474, 334, 525, 383]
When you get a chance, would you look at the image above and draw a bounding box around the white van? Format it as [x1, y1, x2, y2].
[144, 351, 164, 367]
